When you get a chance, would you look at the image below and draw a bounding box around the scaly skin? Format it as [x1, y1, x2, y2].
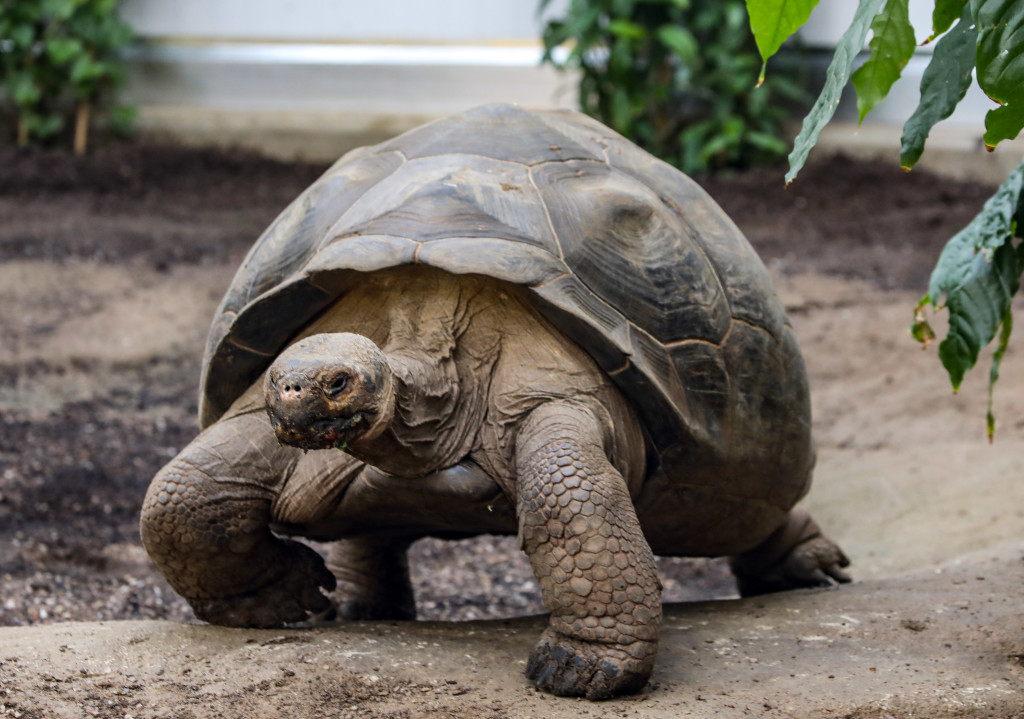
[324, 536, 416, 621]
[140, 411, 336, 627]
[729, 508, 851, 597]
[516, 403, 661, 700]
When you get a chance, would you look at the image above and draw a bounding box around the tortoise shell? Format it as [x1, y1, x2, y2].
[200, 104, 810, 498]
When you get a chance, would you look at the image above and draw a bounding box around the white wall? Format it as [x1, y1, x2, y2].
[116, 0, 576, 158]
[120, 0, 566, 42]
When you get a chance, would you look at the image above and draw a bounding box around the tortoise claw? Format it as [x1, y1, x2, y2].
[525, 629, 654, 700]
[188, 539, 336, 628]
[730, 511, 851, 597]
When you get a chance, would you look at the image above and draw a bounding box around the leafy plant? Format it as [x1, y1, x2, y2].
[748, 0, 1024, 438]
[539, 0, 808, 174]
[0, 0, 134, 154]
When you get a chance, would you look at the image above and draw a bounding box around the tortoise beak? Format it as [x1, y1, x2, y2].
[267, 409, 370, 451]
[265, 373, 373, 450]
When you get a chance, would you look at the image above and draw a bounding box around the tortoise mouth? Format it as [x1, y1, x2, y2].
[269, 411, 373, 451]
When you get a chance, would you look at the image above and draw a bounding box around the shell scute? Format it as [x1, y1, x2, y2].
[532, 160, 731, 346]
[329, 155, 556, 251]
[379, 103, 603, 166]
[222, 150, 406, 319]
[600, 136, 787, 339]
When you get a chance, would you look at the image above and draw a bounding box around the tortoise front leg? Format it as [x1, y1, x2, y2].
[515, 403, 661, 699]
[140, 410, 339, 627]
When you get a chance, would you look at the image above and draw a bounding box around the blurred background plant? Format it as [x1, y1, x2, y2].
[539, 0, 808, 173]
[0, 0, 135, 154]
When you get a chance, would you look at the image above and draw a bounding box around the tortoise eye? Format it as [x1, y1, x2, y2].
[328, 374, 349, 395]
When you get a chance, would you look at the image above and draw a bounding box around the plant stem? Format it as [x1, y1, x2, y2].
[74, 100, 91, 155]
[17, 115, 29, 148]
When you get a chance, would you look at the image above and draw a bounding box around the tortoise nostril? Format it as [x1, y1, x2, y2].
[276, 374, 307, 400]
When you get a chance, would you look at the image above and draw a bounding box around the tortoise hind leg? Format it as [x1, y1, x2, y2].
[323, 536, 417, 621]
[729, 508, 851, 597]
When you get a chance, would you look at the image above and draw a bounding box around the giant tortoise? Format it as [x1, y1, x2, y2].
[141, 103, 849, 700]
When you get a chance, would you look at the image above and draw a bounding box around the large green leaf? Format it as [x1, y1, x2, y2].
[745, 0, 820, 82]
[928, 161, 1024, 297]
[937, 241, 1023, 391]
[851, 0, 916, 123]
[973, 0, 1024, 148]
[785, 0, 886, 184]
[931, 0, 968, 38]
[916, 159, 1024, 391]
[900, 4, 977, 169]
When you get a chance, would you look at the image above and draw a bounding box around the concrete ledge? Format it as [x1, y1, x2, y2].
[133, 106, 442, 161]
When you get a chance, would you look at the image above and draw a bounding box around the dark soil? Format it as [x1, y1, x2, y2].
[0, 141, 994, 629]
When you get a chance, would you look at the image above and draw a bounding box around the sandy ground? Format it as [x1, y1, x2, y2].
[2, 146, 1023, 716]
[2, 545, 1022, 719]
[4, 262, 1024, 718]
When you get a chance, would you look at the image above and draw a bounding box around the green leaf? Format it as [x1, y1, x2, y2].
[911, 297, 938, 346]
[611, 86, 634, 132]
[567, 4, 602, 39]
[612, 0, 635, 16]
[745, 129, 789, 154]
[70, 55, 107, 86]
[900, 4, 977, 169]
[26, 111, 64, 139]
[851, 0, 916, 123]
[9, 22, 37, 50]
[785, 0, 887, 185]
[932, 0, 968, 38]
[929, 162, 1024, 297]
[987, 306, 1013, 440]
[948, 160, 1023, 262]
[925, 160, 1024, 390]
[984, 103, 1024, 148]
[46, 36, 84, 65]
[656, 25, 698, 61]
[936, 241, 1022, 390]
[745, 0, 820, 81]
[608, 18, 647, 39]
[11, 73, 41, 108]
[41, 0, 78, 21]
[973, 0, 1024, 148]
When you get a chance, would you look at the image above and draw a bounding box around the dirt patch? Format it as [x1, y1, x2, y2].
[2, 548, 1023, 719]
[3, 140, 1024, 717]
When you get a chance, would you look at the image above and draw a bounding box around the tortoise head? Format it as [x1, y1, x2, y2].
[264, 333, 396, 451]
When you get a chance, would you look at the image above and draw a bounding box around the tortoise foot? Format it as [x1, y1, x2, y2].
[525, 628, 654, 700]
[329, 590, 415, 622]
[324, 537, 416, 621]
[188, 539, 336, 628]
[730, 509, 851, 597]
